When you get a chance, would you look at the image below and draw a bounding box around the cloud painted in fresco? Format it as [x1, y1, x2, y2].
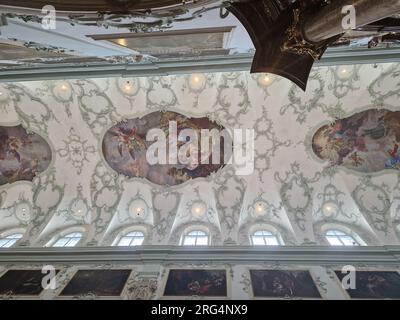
[0, 125, 52, 185]
[312, 109, 400, 173]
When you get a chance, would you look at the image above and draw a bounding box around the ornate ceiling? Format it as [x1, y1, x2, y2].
[0, 62, 400, 248]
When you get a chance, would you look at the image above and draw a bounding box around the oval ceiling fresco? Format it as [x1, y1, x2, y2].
[0, 125, 52, 185]
[102, 111, 227, 186]
[312, 109, 400, 173]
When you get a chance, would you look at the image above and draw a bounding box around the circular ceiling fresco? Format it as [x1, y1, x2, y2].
[0, 125, 52, 186]
[312, 109, 400, 173]
[102, 111, 228, 186]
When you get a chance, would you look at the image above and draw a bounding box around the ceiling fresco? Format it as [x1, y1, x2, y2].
[0, 63, 400, 248]
[0, 125, 51, 186]
[102, 111, 226, 186]
[312, 110, 400, 173]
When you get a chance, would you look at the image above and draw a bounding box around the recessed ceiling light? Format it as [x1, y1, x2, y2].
[124, 82, 133, 92]
[189, 74, 205, 90]
[129, 198, 148, 220]
[253, 201, 268, 216]
[322, 202, 337, 217]
[191, 201, 207, 218]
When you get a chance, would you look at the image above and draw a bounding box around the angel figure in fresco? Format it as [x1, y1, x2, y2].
[0, 133, 31, 163]
[385, 143, 400, 170]
[109, 126, 146, 160]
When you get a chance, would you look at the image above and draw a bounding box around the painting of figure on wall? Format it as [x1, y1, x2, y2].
[0, 270, 59, 296]
[163, 269, 227, 297]
[102, 111, 228, 186]
[0, 125, 52, 186]
[60, 270, 131, 297]
[312, 109, 400, 173]
[250, 270, 321, 298]
[334, 270, 400, 299]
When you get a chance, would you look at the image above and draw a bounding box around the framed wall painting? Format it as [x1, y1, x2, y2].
[249, 269, 322, 299]
[58, 269, 131, 298]
[333, 269, 400, 299]
[0, 269, 59, 297]
[162, 269, 229, 299]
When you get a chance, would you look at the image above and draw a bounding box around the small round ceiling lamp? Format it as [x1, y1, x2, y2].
[189, 73, 206, 91]
[70, 198, 89, 219]
[253, 201, 268, 217]
[322, 201, 338, 218]
[191, 201, 207, 218]
[129, 198, 148, 220]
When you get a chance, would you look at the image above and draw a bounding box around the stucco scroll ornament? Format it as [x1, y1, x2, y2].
[5, 84, 58, 135]
[275, 162, 321, 232]
[281, 71, 344, 124]
[150, 188, 181, 243]
[328, 65, 361, 99]
[254, 106, 292, 183]
[351, 176, 392, 235]
[69, 2, 227, 33]
[19, 169, 65, 246]
[87, 161, 124, 245]
[239, 272, 251, 295]
[56, 128, 96, 175]
[213, 167, 246, 243]
[211, 72, 251, 127]
[315, 183, 359, 223]
[182, 73, 216, 108]
[125, 278, 158, 300]
[368, 63, 400, 109]
[145, 76, 179, 111]
[74, 79, 123, 139]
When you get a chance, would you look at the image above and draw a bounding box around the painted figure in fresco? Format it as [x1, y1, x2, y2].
[187, 275, 224, 295]
[312, 110, 400, 173]
[102, 111, 226, 186]
[250, 270, 321, 298]
[385, 143, 400, 169]
[335, 271, 400, 299]
[163, 270, 227, 297]
[109, 126, 146, 160]
[0, 126, 51, 186]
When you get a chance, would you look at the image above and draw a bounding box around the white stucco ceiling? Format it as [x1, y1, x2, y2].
[0, 61, 400, 247]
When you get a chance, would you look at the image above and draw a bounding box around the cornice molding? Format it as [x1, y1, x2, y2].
[1, 246, 400, 265]
[1, 47, 400, 82]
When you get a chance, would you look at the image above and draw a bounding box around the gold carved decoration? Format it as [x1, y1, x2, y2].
[281, 9, 326, 60]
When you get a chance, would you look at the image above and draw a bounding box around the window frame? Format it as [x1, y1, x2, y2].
[250, 229, 282, 246]
[116, 231, 145, 247]
[0, 233, 23, 248]
[325, 229, 361, 246]
[52, 232, 83, 248]
[180, 229, 210, 246]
